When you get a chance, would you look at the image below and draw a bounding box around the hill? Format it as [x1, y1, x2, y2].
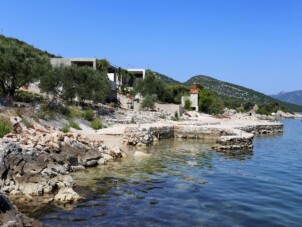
[184, 75, 302, 112]
[271, 90, 302, 106]
[0, 34, 58, 58]
[147, 70, 181, 84]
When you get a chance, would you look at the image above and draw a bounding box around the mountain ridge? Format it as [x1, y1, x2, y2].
[271, 90, 302, 106]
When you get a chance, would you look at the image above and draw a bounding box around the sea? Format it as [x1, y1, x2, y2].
[30, 120, 302, 226]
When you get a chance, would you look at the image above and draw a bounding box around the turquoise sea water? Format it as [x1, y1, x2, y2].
[38, 120, 302, 226]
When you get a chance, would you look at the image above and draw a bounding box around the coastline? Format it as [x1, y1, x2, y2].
[0, 109, 284, 225]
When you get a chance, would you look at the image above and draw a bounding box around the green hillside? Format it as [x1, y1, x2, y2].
[0, 35, 58, 58]
[184, 75, 302, 112]
[147, 70, 181, 84]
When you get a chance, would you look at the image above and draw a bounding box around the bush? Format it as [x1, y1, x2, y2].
[14, 90, 43, 103]
[36, 103, 56, 120]
[141, 94, 156, 110]
[90, 118, 102, 130]
[0, 115, 13, 138]
[21, 116, 31, 127]
[62, 125, 70, 133]
[198, 89, 222, 115]
[108, 102, 115, 108]
[69, 120, 81, 130]
[69, 106, 83, 118]
[82, 109, 94, 121]
[171, 111, 179, 121]
[184, 98, 192, 110]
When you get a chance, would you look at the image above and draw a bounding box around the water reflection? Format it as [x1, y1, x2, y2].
[217, 149, 254, 160]
[35, 123, 302, 227]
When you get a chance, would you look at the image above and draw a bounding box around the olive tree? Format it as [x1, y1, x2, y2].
[0, 44, 51, 98]
[39, 65, 111, 105]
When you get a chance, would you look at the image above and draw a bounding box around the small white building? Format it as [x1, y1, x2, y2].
[181, 84, 200, 112]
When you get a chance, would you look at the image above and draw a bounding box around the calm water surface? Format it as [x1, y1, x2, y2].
[37, 120, 302, 226]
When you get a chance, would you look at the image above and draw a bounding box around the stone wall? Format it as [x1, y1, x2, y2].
[123, 122, 283, 151]
[155, 103, 184, 116]
[174, 125, 229, 139]
[237, 124, 283, 134]
[123, 125, 174, 146]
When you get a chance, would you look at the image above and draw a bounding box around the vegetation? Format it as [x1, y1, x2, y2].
[171, 111, 179, 121]
[81, 109, 94, 121]
[165, 84, 190, 104]
[0, 115, 13, 137]
[146, 70, 181, 85]
[69, 120, 81, 130]
[184, 97, 192, 110]
[90, 118, 102, 130]
[97, 59, 110, 73]
[21, 116, 31, 127]
[185, 75, 302, 112]
[14, 90, 43, 103]
[0, 38, 51, 98]
[62, 125, 70, 133]
[39, 65, 111, 106]
[140, 94, 156, 110]
[257, 102, 287, 116]
[198, 89, 222, 115]
[134, 71, 166, 98]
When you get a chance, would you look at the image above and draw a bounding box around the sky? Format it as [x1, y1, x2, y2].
[1, 0, 302, 95]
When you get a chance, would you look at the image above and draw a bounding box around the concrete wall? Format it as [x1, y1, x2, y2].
[155, 103, 184, 116]
[50, 58, 97, 70]
[181, 94, 199, 112]
[127, 69, 146, 79]
[132, 101, 183, 116]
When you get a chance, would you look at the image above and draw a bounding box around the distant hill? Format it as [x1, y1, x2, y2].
[184, 75, 302, 112]
[147, 70, 181, 84]
[0, 35, 58, 58]
[271, 90, 302, 106]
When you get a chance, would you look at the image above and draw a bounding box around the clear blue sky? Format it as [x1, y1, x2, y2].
[1, 0, 302, 94]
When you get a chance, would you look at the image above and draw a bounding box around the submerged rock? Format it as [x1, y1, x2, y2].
[54, 188, 83, 204]
[0, 193, 41, 227]
[134, 151, 151, 157]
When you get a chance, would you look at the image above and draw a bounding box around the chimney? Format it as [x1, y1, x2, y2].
[190, 83, 199, 94]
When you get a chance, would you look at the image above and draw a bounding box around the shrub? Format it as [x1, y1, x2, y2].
[36, 103, 56, 120]
[198, 89, 222, 115]
[108, 102, 115, 108]
[171, 111, 179, 121]
[82, 109, 94, 121]
[184, 98, 192, 110]
[90, 118, 102, 130]
[61, 106, 71, 118]
[62, 125, 70, 133]
[141, 94, 156, 110]
[0, 115, 13, 138]
[69, 120, 81, 130]
[14, 90, 43, 103]
[69, 106, 83, 118]
[21, 116, 31, 127]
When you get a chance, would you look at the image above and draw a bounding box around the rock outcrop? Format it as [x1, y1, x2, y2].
[123, 125, 174, 146]
[0, 122, 126, 203]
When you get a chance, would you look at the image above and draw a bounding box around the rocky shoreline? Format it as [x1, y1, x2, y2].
[0, 109, 285, 226]
[0, 120, 126, 226]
